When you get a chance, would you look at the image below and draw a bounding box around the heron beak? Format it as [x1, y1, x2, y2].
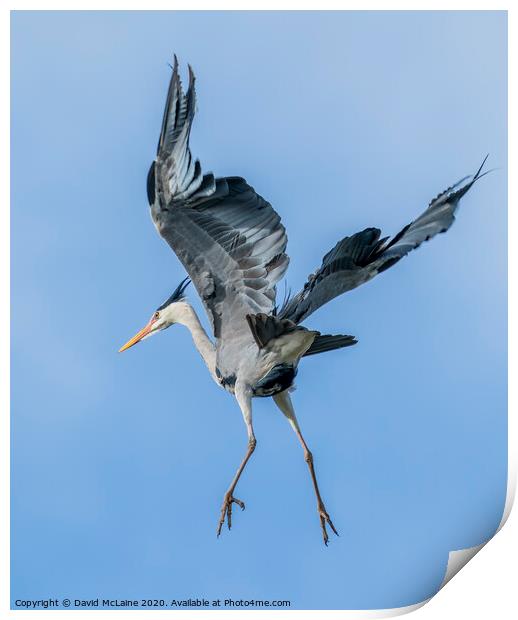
[118, 318, 156, 353]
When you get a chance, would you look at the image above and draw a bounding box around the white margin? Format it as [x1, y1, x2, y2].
[3, 2, 513, 618]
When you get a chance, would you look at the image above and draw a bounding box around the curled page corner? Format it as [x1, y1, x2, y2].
[372, 463, 515, 618]
[438, 465, 516, 591]
[440, 543, 485, 588]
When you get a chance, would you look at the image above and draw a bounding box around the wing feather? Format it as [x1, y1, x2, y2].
[148, 59, 289, 359]
[279, 158, 489, 324]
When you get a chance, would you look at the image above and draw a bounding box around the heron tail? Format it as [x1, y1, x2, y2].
[303, 334, 357, 357]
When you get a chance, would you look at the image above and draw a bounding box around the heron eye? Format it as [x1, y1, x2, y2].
[153, 311, 160, 320]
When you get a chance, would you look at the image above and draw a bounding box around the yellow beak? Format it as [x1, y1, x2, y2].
[118, 318, 155, 353]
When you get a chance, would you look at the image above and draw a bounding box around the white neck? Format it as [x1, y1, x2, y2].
[174, 303, 217, 381]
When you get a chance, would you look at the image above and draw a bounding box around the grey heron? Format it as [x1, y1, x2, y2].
[119, 57, 488, 545]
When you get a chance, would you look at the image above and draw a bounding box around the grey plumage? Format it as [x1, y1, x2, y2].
[149, 57, 289, 377]
[124, 57, 488, 544]
[278, 157, 489, 325]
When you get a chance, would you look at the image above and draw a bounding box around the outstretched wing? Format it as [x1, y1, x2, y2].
[148, 58, 289, 344]
[279, 158, 489, 324]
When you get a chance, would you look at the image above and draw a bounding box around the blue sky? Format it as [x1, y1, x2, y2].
[11, 11, 507, 610]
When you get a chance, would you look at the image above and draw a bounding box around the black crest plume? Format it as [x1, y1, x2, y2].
[156, 277, 191, 311]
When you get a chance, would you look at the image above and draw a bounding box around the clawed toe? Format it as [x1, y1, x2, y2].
[318, 505, 339, 546]
[217, 493, 245, 537]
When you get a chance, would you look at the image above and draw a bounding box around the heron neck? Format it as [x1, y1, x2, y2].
[176, 304, 217, 379]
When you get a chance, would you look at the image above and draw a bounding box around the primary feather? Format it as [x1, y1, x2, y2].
[278, 157, 489, 324]
[146, 57, 487, 372]
[148, 57, 289, 373]
[130, 57, 490, 545]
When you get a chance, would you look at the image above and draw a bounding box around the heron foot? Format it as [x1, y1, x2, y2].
[318, 502, 339, 546]
[217, 492, 245, 537]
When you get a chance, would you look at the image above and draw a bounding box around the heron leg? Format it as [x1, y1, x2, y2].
[217, 386, 256, 537]
[273, 390, 338, 545]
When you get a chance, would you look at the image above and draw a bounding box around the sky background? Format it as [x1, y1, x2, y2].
[11, 11, 507, 611]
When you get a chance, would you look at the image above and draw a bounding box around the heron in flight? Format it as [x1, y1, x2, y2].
[119, 57, 488, 545]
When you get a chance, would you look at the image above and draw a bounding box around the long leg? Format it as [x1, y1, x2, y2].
[217, 384, 256, 536]
[273, 390, 338, 545]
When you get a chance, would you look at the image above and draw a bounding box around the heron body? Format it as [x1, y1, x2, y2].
[119, 57, 488, 545]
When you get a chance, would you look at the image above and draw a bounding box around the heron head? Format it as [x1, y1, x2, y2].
[118, 278, 191, 352]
